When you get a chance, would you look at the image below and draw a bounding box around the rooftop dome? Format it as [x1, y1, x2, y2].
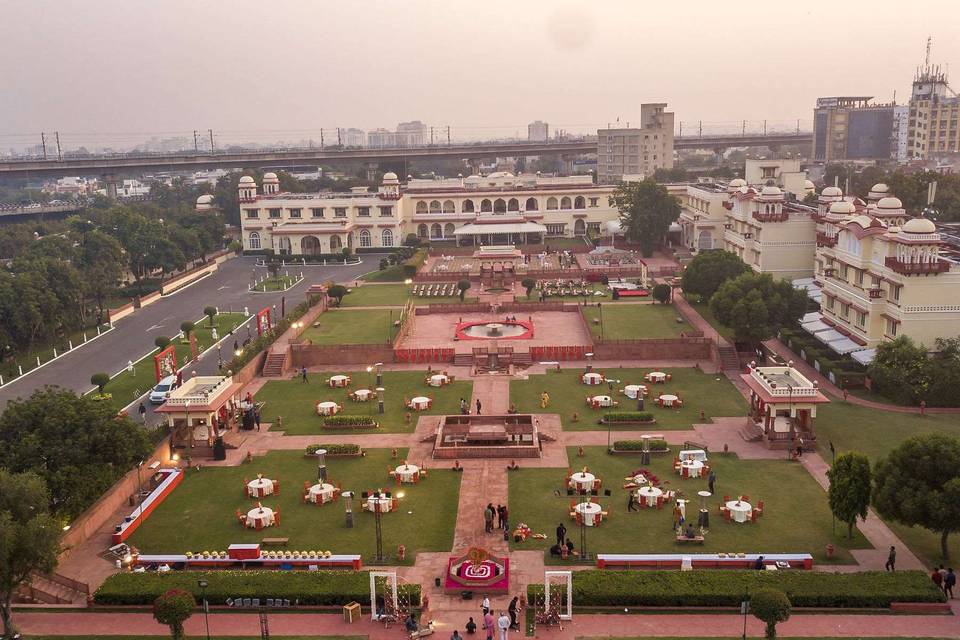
[238, 175, 256, 185]
[382, 171, 399, 182]
[877, 196, 903, 210]
[870, 183, 889, 194]
[902, 217, 937, 234]
[196, 194, 214, 205]
[262, 172, 279, 181]
[849, 214, 875, 229]
[822, 186, 843, 197]
[804, 179, 815, 189]
[760, 185, 782, 196]
[828, 200, 856, 215]
[728, 178, 746, 188]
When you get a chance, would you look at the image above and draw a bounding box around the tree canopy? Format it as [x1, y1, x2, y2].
[680, 250, 750, 300]
[820, 165, 960, 222]
[0, 387, 153, 519]
[872, 433, 960, 559]
[326, 285, 348, 306]
[868, 336, 960, 407]
[152, 588, 196, 640]
[750, 588, 791, 639]
[609, 178, 680, 257]
[827, 452, 872, 539]
[709, 272, 807, 344]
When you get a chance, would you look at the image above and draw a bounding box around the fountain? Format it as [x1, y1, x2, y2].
[455, 319, 534, 340]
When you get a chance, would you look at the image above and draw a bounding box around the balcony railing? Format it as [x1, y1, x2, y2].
[816, 232, 837, 248]
[884, 257, 949, 275]
[868, 288, 884, 299]
[752, 211, 789, 223]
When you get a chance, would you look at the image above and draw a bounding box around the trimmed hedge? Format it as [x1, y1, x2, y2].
[602, 412, 655, 424]
[306, 443, 362, 456]
[322, 415, 378, 429]
[612, 439, 669, 452]
[527, 570, 943, 609]
[94, 570, 421, 606]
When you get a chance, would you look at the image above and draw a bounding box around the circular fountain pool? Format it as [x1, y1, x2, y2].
[455, 320, 534, 340]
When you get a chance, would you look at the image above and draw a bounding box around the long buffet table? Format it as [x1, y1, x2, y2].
[596, 553, 813, 570]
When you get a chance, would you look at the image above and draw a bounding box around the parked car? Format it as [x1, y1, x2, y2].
[149, 374, 178, 404]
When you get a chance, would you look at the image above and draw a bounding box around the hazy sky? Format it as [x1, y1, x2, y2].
[2, 0, 960, 147]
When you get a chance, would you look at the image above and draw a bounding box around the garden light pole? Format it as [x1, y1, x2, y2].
[198, 579, 211, 640]
[374, 362, 383, 387]
[829, 440, 836, 536]
[377, 387, 385, 414]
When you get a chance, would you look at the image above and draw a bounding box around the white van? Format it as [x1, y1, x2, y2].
[149, 375, 178, 404]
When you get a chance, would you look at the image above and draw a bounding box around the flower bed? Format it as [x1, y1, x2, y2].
[321, 415, 378, 429]
[601, 411, 656, 426]
[94, 570, 421, 606]
[305, 443, 363, 457]
[611, 439, 669, 453]
[527, 570, 944, 609]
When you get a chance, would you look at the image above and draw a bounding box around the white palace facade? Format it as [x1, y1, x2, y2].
[238, 172, 623, 255]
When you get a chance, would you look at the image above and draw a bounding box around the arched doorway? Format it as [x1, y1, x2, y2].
[697, 230, 713, 251]
[574, 219, 586, 236]
[301, 235, 321, 256]
[329, 235, 343, 251]
[444, 223, 456, 237]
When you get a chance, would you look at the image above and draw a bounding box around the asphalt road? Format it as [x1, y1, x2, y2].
[0, 255, 385, 410]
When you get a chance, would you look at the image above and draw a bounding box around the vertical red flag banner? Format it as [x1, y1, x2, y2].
[256, 307, 272, 337]
[153, 344, 178, 383]
[189, 333, 199, 361]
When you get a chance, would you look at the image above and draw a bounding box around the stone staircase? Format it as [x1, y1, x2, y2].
[453, 352, 473, 367]
[18, 573, 88, 605]
[262, 352, 286, 377]
[718, 344, 741, 371]
[738, 421, 764, 442]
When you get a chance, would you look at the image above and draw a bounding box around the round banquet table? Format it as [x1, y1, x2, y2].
[574, 501, 603, 526]
[725, 500, 752, 523]
[647, 371, 667, 383]
[353, 388, 373, 401]
[367, 495, 392, 512]
[329, 375, 351, 387]
[681, 459, 704, 478]
[247, 477, 274, 498]
[245, 506, 275, 528]
[659, 394, 680, 407]
[308, 483, 336, 504]
[591, 395, 613, 407]
[624, 384, 647, 399]
[410, 396, 431, 411]
[317, 401, 339, 416]
[395, 464, 420, 483]
[582, 372, 603, 385]
[428, 374, 448, 387]
[569, 471, 595, 491]
[637, 485, 663, 507]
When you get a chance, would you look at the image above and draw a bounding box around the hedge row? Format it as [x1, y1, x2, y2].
[94, 570, 421, 606]
[323, 415, 378, 428]
[613, 439, 668, 451]
[778, 329, 865, 388]
[305, 443, 362, 455]
[527, 570, 943, 609]
[603, 412, 655, 423]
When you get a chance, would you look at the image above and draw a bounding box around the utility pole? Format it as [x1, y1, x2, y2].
[742, 120, 746, 136]
[320, 129, 324, 148]
[796, 119, 800, 134]
[678, 121, 682, 137]
[430, 126, 434, 145]
[41, 133, 47, 160]
[193, 130, 199, 152]
[337, 127, 342, 147]
[763, 120, 767, 136]
[208, 129, 215, 152]
[698, 121, 702, 138]
[55, 131, 62, 161]
[447, 126, 451, 146]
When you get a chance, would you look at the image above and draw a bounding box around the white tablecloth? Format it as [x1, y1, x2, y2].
[624, 384, 647, 399]
[591, 395, 613, 407]
[395, 464, 420, 483]
[647, 371, 667, 383]
[329, 375, 350, 387]
[659, 394, 679, 407]
[574, 501, 602, 526]
[367, 495, 392, 512]
[428, 374, 448, 387]
[245, 507, 275, 528]
[353, 389, 373, 401]
[569, 472, 595, 491]
[726, 500, 752, 523]
[410, 396, 431, 411]
[308, 483, 336, 504]
[681, 459, 704, 478]
[637, 486, 663, 507]
[247, 478, 274, 498]
[679, 449, 708, 462]
[582, 372, 603, 385]
[317, 401, 339, 416]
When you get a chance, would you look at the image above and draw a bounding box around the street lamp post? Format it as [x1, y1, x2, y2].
[374, 362, 383, 387]
[829, 440, 836, 536]
[377, 387, 385, 414]
[198, 579, 211, 640]
[343, 491, 354, 528]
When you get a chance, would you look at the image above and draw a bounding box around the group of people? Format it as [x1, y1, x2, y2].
[931, 565, 957, 598]
[460, 397, 482, 415]
[454, 594, 521, 640]
[547, 522, 577, 558]
[484, 503, 509, 534]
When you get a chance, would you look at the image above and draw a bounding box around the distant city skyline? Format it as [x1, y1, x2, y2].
[1, 0, 959, 147]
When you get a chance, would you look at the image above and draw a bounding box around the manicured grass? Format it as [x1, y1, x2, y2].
[510, 367, 747, 430]
[252, 275, 302, 292]
[29, 637, 361, 640]
[582, 303, 686, 340]
[338, 283, 472, 307]
[0, 322, 111, 380]
[94, 312, 250, 412]
[508, 446, 871, 564]
[690, 300, 735, 341]
[814, 401, 960, 564]
[127, 449, 459, 564]
[361, 264, 408, 281]
[256, 370, 473, 434]
[300, 309, 399, 345]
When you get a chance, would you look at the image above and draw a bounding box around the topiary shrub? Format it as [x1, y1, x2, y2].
[153, 588, 195, 640]
[751, 587, 791, 639]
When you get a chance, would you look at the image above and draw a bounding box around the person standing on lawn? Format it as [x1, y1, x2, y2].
[885, 546, 896, 571]
[301, 366, 308, 383]
[556, 522, 566, 547]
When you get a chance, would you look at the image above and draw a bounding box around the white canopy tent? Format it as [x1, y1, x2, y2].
[851, 349, 877, 365]
[813, 328, 846, 344]
[826, 337, 864, 355]
[802, 319, 831, 333]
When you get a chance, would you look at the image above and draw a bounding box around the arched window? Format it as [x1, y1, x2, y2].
[462, 199, 475, 213]
[416, 201, 428, 214]
[248, 231, 261, 250]
[546, 197, 558, 210]
[560, 196, 572, 210]
[494, 198, 506, 213]
[359, 229, 372, 247]
[574, 219, 586, 235]
[480, 199, 492, 212]
[301, 236, 321, 255]
[381, 229, 394, 247]
[430, 223, 442, 238]
[417, 223, 428, 239]
[429, 200, 442, 213]
[574, 196, 586, 209]
[525, 197, 538, 211]
[444, 223, 456, 237]
[507, 198, 519, 211]
[278, 237, 291, 254]
[442, 200, 455, 213]
[329, 235, 342, 250]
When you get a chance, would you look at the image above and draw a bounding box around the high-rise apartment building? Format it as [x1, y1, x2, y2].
[813, 97, 908, 163]
[596, 103, 675, 183]
[397, 121, 428, 147]
[528, 121, 549, 142]
[907, 64, 960, 158]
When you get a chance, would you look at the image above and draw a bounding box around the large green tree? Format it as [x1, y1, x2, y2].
[827, 452, 872, 539]
[0, 388, 152, 518]
[680, 250, 750, 300]
[609, 178, 680, 257]
[0, 470, 61, 639]
[867, 336, 930, 405]
[709, 272, 807, 344]
[873, 433, 960, 559]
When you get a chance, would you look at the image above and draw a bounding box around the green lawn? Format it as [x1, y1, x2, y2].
[814, 401, 960, 565]
[0, 322, 112, 380]
[252, 275, 302, 292]
[256, 370, 473, 434]
[510, 367, 747, 430]
[508, 446, 871, 565]
[361, 264, 408, 282]
[582, 303, 686, 340]
[338, 283, 473, 307]
[95, 312, 249, 413]
[300, 309, 400, 345]
[690, 300, 735, 341]
[29, 637, 361, 640]
[127, 449, 459, 564]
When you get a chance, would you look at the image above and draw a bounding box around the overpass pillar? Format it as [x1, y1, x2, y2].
[467, 158, 482, 175]
[712, 147, 726, 165]
[103, 174, 119, 200]
[364, 162, 378, 182]
[561, 154, 575, 176]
